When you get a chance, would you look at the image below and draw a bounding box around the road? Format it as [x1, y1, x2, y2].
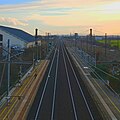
[27, 41, 102, 120]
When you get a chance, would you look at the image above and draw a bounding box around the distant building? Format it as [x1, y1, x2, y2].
[0, 26, 36, 49]
[0, 26, 43, 56]
[95, 36, 103, 40]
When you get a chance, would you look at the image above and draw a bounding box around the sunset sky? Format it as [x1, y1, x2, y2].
[0, 0, 120, 35]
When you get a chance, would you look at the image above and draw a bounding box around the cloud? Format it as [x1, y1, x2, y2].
[0, 0, 120, 18]
[0, 0, 116, 12]
[0, 17, 28, 26]
[0, 0, 119, 19]
[25, 10, 100, 27]
[0, 0, 120, 34]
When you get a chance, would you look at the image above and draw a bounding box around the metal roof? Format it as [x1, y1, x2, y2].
[0, 26, 34, 42]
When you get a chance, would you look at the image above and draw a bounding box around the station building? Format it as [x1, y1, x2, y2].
[0, 26, 43, 57]
[0, 25, 36, 49]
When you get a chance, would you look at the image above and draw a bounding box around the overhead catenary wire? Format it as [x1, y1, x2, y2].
[77, 49, 119, 80]
[72, 48, 120, 97]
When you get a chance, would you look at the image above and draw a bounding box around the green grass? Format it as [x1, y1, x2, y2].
[98, 40, 105, 43]
[93, 63, 120, 93]
[97, 40, 120, 48]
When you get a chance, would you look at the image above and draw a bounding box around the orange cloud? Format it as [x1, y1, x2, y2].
[0, 17, 28, 26]
[0, 0, 120, 34]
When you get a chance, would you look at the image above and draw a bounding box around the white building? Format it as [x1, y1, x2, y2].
[0, 26, 36, 50]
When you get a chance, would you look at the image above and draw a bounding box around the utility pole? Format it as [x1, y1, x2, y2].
[117, 36, 119, 50]
[105, 33, 107, 60]
[93, 35, 96, 56]
[86, 35, 89, 53]
[47, 33, 50, 54]
[7, 39, 10, 98]
[40, 40, 42, 61]
[75, 33, 78, 51]
[90, 29, 93, 55]
[38, 30, 42, 61]
[35, 28, 38, 62]
[0, 41, 33, 102]
[81, 38, 83, 51]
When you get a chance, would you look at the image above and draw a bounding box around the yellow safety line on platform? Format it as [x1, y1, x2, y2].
[2, 76, 34, 119]
[0, 61, 44, 119]
[0, 74, 33, 117]
[94, 79, 120, 113]
[72, 51, 120, 114]
[13, 61, 48, 120]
